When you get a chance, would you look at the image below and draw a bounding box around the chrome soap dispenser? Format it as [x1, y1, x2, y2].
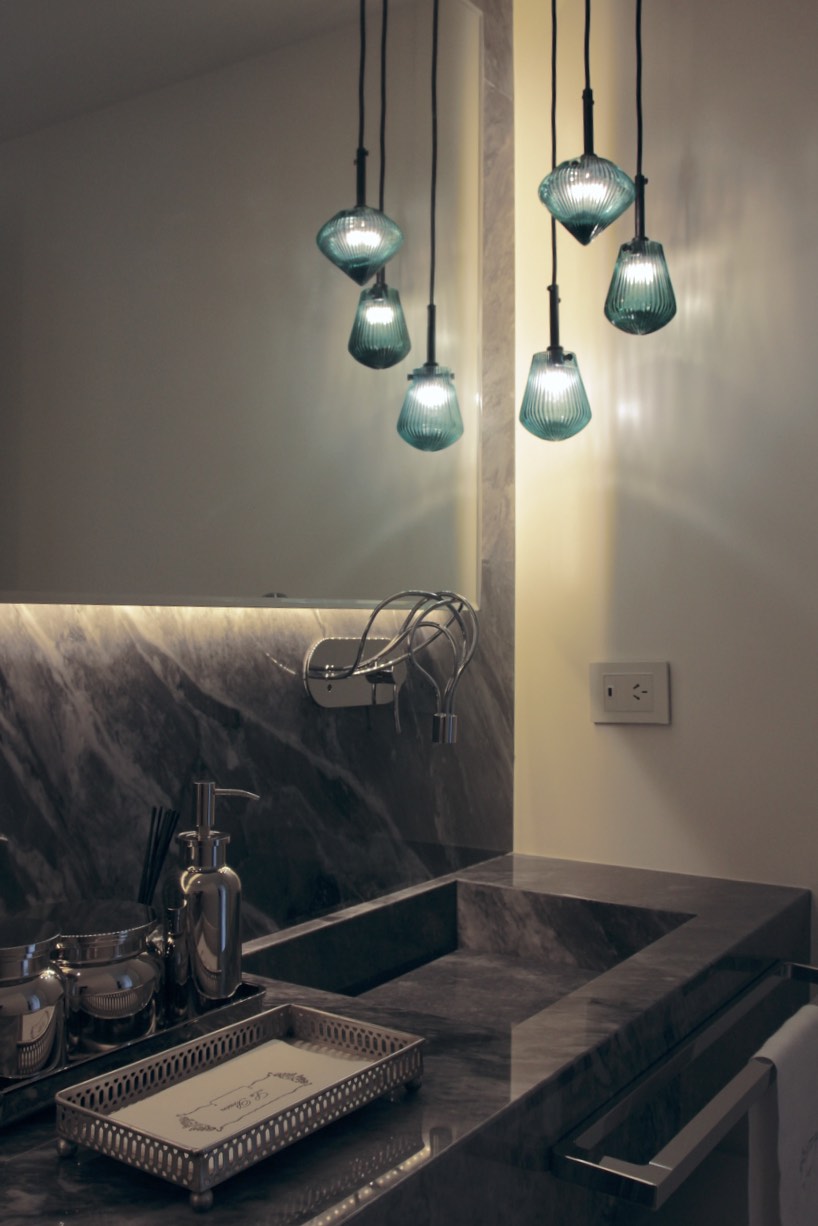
[177, 781, 258, 1008]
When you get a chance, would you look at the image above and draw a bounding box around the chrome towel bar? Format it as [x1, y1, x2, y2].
[552, 961, 817, 1210]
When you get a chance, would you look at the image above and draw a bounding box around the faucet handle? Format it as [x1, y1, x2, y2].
[194, 782, 259, 833]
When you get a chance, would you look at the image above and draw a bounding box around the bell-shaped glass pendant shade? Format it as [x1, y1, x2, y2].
[604, 237, 677, 335]
[397, 363, 463, 452]
[316, 206, 404, 286]
[348, 281, 411, 369]
[539, 154, 635, 246]
[519, 348, 592, 441]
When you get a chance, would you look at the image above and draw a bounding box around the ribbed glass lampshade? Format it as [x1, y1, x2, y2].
[316, 206, 404, 285]
[397, 364, 463, 452]
[519, 348, 592, 441]
[348, 282, 411, 369]
[604, 237, 677, 335]
[539, 154, 635, 246]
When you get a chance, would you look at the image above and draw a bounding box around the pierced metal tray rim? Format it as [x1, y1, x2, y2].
[55, 1003, 424, 1208]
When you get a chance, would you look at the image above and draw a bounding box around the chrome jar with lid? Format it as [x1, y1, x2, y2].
[0, 915, 65, 1079]
[51, 901, 163, 1058]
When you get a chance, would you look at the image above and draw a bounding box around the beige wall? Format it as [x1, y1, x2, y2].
[514, 0, 818, 934]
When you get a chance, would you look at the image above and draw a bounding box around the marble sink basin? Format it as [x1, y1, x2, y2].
[243, 879, 693, 1024]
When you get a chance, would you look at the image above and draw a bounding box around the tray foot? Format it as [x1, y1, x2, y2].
[56, 1138, 77, 1159]
[383, 1076, 423, 1103]
[190, 1190, 214, 1212]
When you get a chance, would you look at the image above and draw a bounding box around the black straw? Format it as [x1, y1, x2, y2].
[137, 806, 180, 906]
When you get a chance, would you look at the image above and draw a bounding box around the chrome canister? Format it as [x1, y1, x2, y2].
[51, 902, 162, 1058]
[0, 916, 65, 1079]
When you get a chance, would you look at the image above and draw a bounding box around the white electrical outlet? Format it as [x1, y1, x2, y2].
[589, 662, 671, 725]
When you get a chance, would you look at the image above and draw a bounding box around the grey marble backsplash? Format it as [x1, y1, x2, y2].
[0, 601, 513, 934]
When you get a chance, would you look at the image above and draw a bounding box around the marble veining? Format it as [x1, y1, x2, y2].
[243, 876, 692, 1002]
[0, 603, 512, 934]
[0, 855, 810, 1226]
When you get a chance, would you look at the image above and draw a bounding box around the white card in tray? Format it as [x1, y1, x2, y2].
[110, 1039, 372, 1150]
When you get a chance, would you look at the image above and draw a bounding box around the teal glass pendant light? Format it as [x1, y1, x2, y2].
[316, 0, 403, 285]
[397, 0, 463, 451]
[349, 270, 411, 368]
[520, 288, 592, 442]
[605, 0, 676, 334]
[520, 0, 591, 442]
[398, 328, 462, 451]
[538, 0, 634, 246]
[349, 0, 411, 368]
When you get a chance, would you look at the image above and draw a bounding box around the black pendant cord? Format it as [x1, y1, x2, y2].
[635, 0, 643, 178]
[426, 0, 440, 366]
[355, 0, 368, 207]
[581, 0, 595, 157]
[375, 0, 389, 290]
[378, 0, 388, 212]
[634, 0, 647, 237]
[548, 0, 561, 352]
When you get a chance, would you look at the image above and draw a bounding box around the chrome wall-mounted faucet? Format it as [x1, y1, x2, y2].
[304, 590, 478, 743]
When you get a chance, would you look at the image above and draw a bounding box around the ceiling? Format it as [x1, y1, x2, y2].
[0, 0, 364, 142]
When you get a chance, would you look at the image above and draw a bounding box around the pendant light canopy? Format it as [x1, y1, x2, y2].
[605, 0, 676, 334]
[520, 0, 591, 442]
[538, 0, 634, 246]
[348, 0, 411, 367]
[397, 0, 463, 451]
[316, 0, 403, 284]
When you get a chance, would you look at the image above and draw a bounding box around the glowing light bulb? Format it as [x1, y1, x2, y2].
[620, 256, 658, 287]
[414, 381, 449, 409]
[346, 226, 382, 253]
[364, 302, 396, 326]
[566, 179, 608, 208]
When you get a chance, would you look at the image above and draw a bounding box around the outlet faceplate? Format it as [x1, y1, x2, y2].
[589, 662, 671, 725]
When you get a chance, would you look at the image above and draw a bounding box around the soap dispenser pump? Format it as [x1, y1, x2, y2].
[177, 781, 259, 1007]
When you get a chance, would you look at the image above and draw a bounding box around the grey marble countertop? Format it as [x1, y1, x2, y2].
[0, 854, 810, 1226]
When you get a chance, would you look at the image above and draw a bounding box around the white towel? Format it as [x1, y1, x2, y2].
[749, 1004, 818, 1226]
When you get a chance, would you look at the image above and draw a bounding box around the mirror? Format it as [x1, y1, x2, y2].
[0, 0, 481, 606]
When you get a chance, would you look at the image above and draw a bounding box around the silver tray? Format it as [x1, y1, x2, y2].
[0, 980, 266, 1128]
[55, 1004, 424, 1211]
